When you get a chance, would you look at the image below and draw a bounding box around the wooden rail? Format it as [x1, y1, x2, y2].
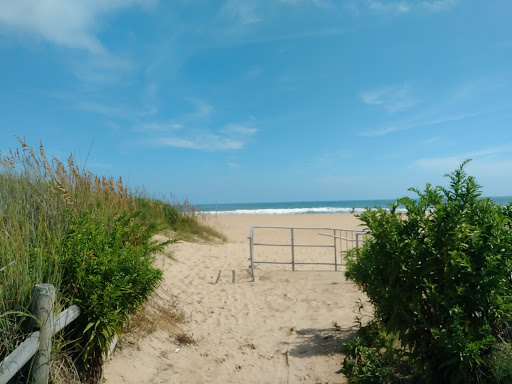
[0, 284, 81, 384]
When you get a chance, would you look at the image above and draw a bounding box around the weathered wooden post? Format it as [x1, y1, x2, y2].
[30, 284, 55, 384]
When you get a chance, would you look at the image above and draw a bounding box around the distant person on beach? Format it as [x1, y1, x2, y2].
[350, 207, 355, 214]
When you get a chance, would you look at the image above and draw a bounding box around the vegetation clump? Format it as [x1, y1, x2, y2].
[343, 161, 512, 383]
[0, 138, 223, 383]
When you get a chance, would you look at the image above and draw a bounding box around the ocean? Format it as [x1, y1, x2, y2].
[196, 196, 512, 215]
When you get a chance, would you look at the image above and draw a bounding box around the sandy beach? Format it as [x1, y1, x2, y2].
[102, 214, 369, 384]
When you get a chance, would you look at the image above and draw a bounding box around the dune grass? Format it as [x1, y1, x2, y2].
[0, 138, 224, 383]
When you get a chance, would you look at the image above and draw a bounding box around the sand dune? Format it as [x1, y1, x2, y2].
[103, 214, 369, 384]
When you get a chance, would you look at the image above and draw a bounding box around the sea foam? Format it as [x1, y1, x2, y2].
[202, 207, 408, 215]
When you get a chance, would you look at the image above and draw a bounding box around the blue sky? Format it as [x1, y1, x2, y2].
[1, 0, 511, 204]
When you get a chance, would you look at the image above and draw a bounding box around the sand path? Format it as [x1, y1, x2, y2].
[103, 214, 368, 384]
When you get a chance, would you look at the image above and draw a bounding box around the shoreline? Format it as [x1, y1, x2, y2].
[202, 213, 366, 242]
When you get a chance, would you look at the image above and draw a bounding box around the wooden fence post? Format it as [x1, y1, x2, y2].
[30, 284, 55, 384]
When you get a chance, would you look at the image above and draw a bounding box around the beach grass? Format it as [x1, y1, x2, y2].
[0, 138, 223, 383]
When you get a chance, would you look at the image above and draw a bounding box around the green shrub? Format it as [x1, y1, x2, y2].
[60, 211, 173, 382]
[485, 341, 512, 383]
[341, 319, 415, 384]
[345, 161, 512, 383]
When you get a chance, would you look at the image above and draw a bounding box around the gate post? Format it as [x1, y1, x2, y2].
[31, 284, 55, 384]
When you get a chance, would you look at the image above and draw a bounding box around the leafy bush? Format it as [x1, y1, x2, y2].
[60, 211, 174, 382]
[341, 319, 415, 384]
[345, 162, 512, 383]
[485, 340, 512, 383]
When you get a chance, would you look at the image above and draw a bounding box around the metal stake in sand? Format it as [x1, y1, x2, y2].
[333, 229, 337, 271]
[249, 227, 255, 282]
[291, 228, 295, 271]
[31, 284, 55, 384]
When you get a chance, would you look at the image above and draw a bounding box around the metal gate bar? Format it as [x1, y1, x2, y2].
[248, 226, 367, 282]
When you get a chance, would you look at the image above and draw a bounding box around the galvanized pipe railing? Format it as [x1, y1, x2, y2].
[247, 226, 367, 282]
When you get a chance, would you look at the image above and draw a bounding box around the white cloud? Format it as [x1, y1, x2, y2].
[276, 75, 297, 93]
[134, 122, 182, 132]
[414, 158, 512, 179]
[423, 137, 441, 144]
[420, 0, 457, 12]
[72, 101, 130, 118]
[279, 0, 334, 7]
[360, 84, 418, 113]
[413, 155, 464, 172]
[412, 144, 512, 174]
[133, 96, 257, 151]
[0, 0, 155, 54]
[221, 123, 258, 136]
[146, 83, 159, 98]
[367, 0, 456, 14]
[185, 98, 215, 121]
[493, 41, 512, 49]
[151, 134, 245, 151]
[140, 106, 159, 117]
[149, 122, 257, 151]
[68, 54, 134, 86]
[368, 1, 411, 14]
[220, 0, 262, 25]
[359, 111, 484, 137]
[359, 77, 512, 137]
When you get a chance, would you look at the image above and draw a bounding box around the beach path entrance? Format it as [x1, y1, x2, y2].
[102, 214, 368, 384]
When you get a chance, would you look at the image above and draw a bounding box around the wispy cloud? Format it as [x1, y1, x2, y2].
[420, 0, 458, 12]
[150, 135, 245, 151]
[147, 124, 256, 151]
[72, 101, 130, 119]
[135, 98, 258, 151]
[360, 111, 482, 137]
[276, 75, 297, 93]
[0, 0, 153, 88]
[320, 149, 354, 163]
[423, 136, 442, 145]
[493, 41, 512, 49]
[134, 122, 183, 132]
[184, 98, 215, 121]
[0, 0, 155, 54]
[358, 76, 512, 137]
[368, 1, 411, 14]
[219, 0, 263, 25]
[242, 27, 347, 45]
[221, 123, 258, 136]
[412, 143, 512, 174]
[360, 84, 418, 113]
[279, 0, 334, 8]
[367, 0, 457, 14]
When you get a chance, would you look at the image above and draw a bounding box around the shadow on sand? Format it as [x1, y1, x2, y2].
[286, 327, 357, 359]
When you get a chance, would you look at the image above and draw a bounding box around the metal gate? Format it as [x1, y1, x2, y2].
[247, 226, 367, 282]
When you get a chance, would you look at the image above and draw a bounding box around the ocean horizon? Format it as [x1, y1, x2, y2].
[196, 196, 512, 215]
